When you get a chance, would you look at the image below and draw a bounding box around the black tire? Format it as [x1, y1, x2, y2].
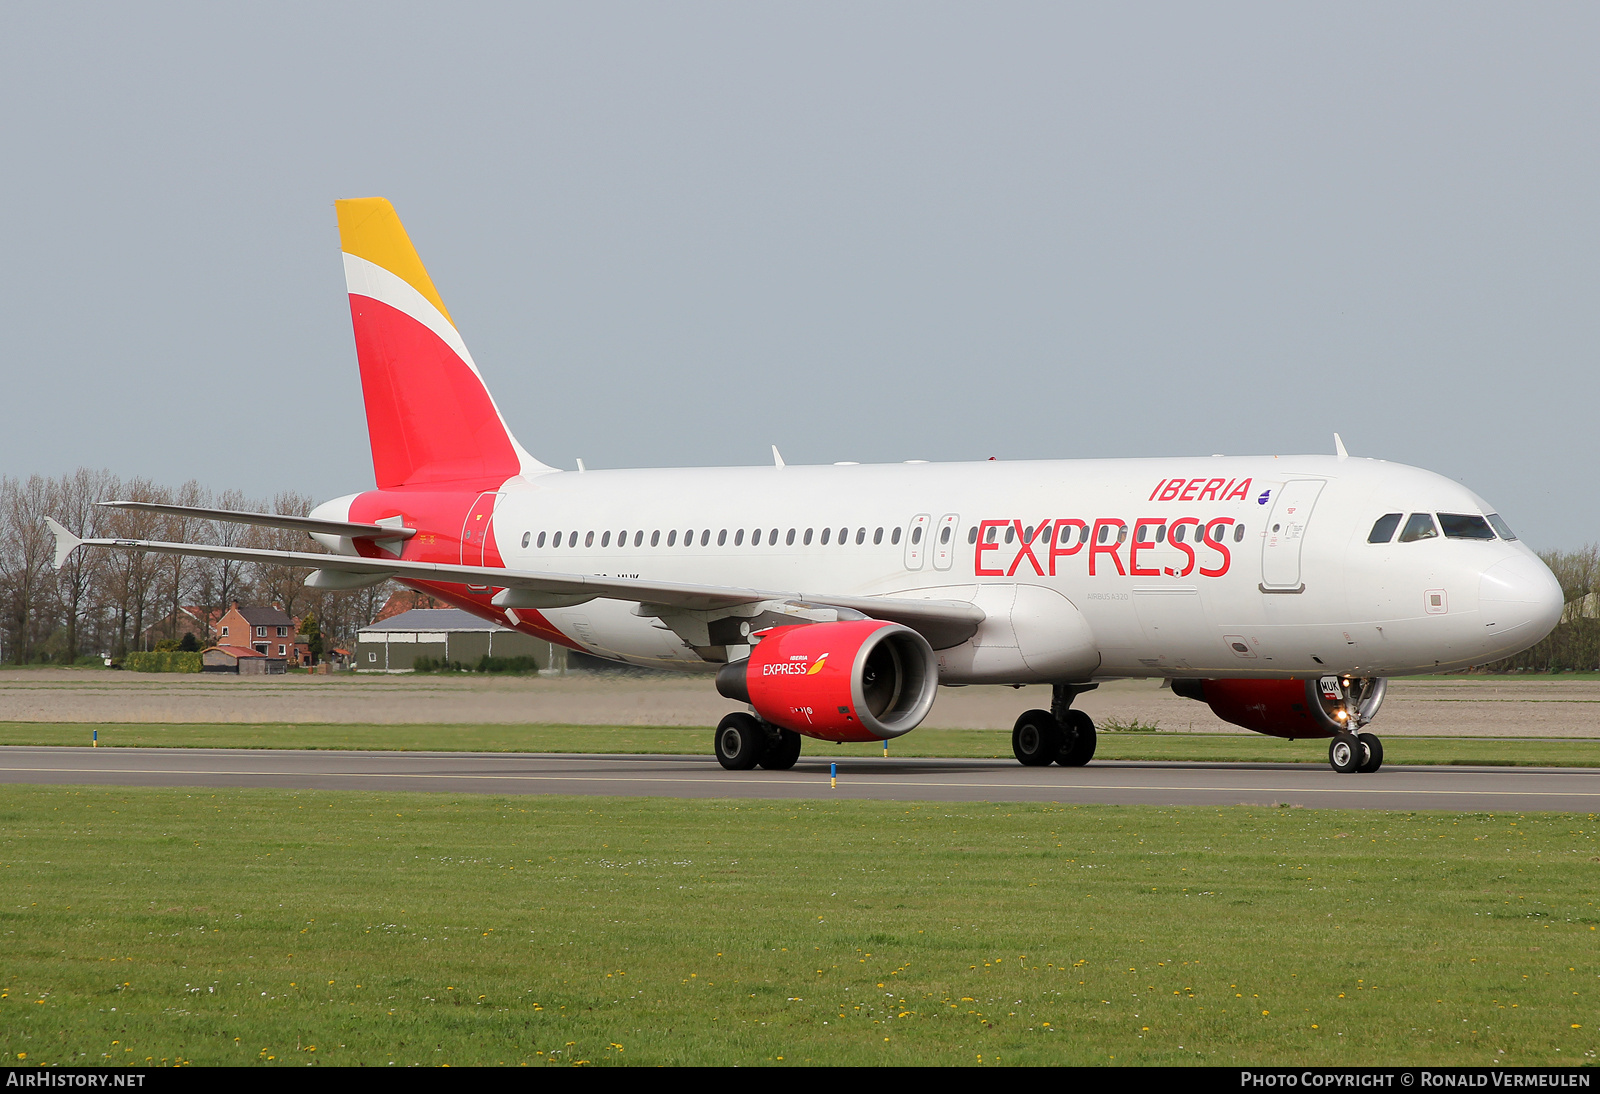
[759, 728, 803, 771]
[1357, 732, 1383, 774]
[1328, 733, 1361, 774]
[1012, 709, 1062, 766]
[1056, 709, 1098, 767]
[715, 712, 767, 770]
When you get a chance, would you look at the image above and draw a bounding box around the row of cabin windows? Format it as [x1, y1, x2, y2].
[521, 526, 913, 550]
[519, 520, 1248, 551]
[1367, 512, 1515, 544]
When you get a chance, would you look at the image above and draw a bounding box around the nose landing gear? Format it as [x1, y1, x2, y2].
[1329, 731, 1385, 774]
[1319, 677, 1387, 774]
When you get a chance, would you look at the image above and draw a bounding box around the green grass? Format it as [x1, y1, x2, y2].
[0, 786, 1596, 1066]
[7, 722, 1600, 768]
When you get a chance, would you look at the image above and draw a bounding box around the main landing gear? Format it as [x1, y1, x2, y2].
[1329, 731, 1384, 774]
[1012, 684, 1098, 767]
[714, 712, 802, 771]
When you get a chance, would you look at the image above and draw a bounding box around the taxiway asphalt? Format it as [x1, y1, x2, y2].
[2, 746, 1598, 811]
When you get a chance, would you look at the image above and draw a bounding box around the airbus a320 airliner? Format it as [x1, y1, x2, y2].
[48, 199, 1564, 774]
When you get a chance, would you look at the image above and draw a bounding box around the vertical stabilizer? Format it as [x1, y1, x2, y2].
[336, 198, 548, 488]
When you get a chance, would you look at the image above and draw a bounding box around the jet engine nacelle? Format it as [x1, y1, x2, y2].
[1171, 676, 1388, 739]
[715, 620, 939, 742]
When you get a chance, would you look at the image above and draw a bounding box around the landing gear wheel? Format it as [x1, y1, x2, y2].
[1356, 732, 1383, 774]
[715, 712, 768, 770]
[1328, 733, 1361, 774]
[1012, 709, 1062, 766]
[759, 728, 803, 771]
[1056, 709, 1098, 767]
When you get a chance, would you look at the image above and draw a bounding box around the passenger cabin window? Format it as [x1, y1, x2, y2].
[568, 531, 578, 547]
[701, 530, 710, 546]
[1368, 513, 1402, 544]
[803, 528, 813, 545]
[1004, 525, 1015, 544]
[891, 527, 901, 545]
[585, 531, 594, 547]
[551, 531, 561, 548]
[667, 530, 677, 546]
[786, 528, 796, 546]
[521, 531, 531, 548]
[968, 527, 978, 545]
[873, 527, 883, 545]
[909, 526, 920, 544]
[537, 532, 547, 548]
[769, 529, 779, 546]
[1173, 524, 1186, 543]
[734, 529, 745, 546]
[1232, 524, 1245, 543]
[718, 529, 728, 546]
[602, 531, 611, 547]
[1398, 513, 1439, 542]
[633, 531, 644, 547]
[1438, 513, 1496, 540]
[822, 527, 832, 545]
[855, 528, 866, 545]
[838, 527, 848, 544]
[1487, 514, 1517, 541]
[651, 530, 661, 546]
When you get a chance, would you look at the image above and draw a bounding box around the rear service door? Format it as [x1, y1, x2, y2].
[461, 491, 506, 570]
[1260, 480, 1324, 592]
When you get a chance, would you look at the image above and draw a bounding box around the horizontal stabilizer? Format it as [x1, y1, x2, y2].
[99, 501, 416, 541]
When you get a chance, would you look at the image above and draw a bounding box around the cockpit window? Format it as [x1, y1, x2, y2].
[1486, 513, 1518, 541]
[1368, 513, 1402, 544]
[1398, 513, 1439, 543]
[1438, 513, 1496, 540]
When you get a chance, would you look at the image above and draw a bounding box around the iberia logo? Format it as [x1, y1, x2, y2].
[763, 653, 831, 677]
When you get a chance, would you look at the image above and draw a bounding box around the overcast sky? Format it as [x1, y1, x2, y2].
[1, 3, 1594, 547]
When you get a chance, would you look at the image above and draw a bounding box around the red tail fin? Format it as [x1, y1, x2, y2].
[336, 198, 546, 488]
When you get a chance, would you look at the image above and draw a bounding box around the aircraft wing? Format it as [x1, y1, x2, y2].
[98, 501, 417, 541]
[45, 520, 984, 648]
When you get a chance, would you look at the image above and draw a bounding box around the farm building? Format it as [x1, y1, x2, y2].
[354, 608, 558, 672]
[201, 645, 287, 675]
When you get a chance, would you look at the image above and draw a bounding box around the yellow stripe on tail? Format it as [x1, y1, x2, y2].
[336, 198, 455, 327]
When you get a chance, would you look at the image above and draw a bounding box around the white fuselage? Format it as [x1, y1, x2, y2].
[336, 453, 1559, 682]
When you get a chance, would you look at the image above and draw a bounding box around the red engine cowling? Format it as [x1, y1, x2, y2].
[714, 620, 939, 742]
[1171, 676, 1388, 739]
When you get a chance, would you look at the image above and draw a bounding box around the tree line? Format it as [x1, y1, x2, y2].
[0, 470, 397, 664]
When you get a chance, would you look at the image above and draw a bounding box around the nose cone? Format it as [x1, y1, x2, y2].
[1479, 554, 1564, 651]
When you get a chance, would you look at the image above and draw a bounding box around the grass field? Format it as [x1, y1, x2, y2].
[6, 722, 1600, 767]
[1, 785, 1597, 1066]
